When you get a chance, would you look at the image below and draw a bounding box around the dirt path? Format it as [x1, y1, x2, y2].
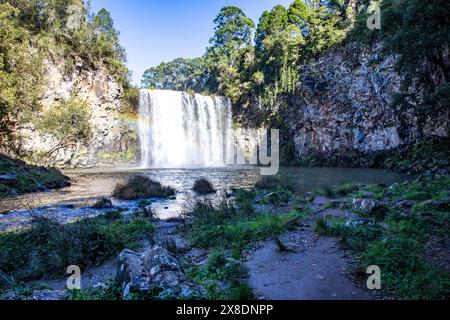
[246, 200, 375, 300]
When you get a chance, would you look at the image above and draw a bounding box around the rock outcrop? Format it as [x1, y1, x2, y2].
[116, 246, 204, 299]
[19, 58, 137, 168]
[286, 43, 449, 167]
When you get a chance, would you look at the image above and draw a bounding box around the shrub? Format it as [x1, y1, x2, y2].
[192, 178, 216, 195]
[313, 185, 335, 198]
[233, 188, 256, 215]
[113, 175, 176, 200]
[36, 95, 92, 160]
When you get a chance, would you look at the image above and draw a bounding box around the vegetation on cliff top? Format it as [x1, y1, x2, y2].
[142, 0, 449, 167]
[0, 0, 133, 151]
[142, 0, 449, 128]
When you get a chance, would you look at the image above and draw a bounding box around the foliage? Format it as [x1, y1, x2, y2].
[0, 0, 131, 147]
[0, 2, 45, 146]
[0, 216, 154, 282]
[384, 139, 450, 174]
[208, 6, 255, 54]
[141, 57, 208, 92]
[186, 196, 306, 252]
[186, 249, 252, 300]
[139, 1, 347, 119]
[317, 175, 450, 299]
[350, 0, 450, 129]
[37, 95, 92, 157]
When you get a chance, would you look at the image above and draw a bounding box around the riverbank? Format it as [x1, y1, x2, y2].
[0, 155, 70, 200]
[0, 171, 448, 300]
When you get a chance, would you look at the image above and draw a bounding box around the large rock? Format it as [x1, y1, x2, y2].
[92, 197, 113, 209]
[116, 246, 204, 299]
[352, 198, 388, 219]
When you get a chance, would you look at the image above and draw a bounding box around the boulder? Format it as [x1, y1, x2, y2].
[395, 200, 416, 211]
[92, 197, 113, 209]
[29, 290, 70, 301]
[345, 218, 377, 228]
[192, 178, 216, 195]
[115, 246, 204, 299]
[352, 198, 388, 219]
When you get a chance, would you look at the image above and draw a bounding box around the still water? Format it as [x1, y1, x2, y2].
[0, 166, 409, 231]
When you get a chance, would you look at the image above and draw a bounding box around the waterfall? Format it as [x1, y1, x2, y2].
[138, 89, 233, 168]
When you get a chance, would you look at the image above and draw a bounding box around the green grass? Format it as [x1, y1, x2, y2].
[363, 237, 450, 300]
[186, 249, 252, 300]
[187, 198, 307, 252]
[316, 175, 450, 300]
[185, 191, 308, 300]
[335, 182, 362, 196]
[315, 217, 384, 252]
[0, 216, 154, 284]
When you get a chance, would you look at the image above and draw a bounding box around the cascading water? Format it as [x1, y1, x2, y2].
[138, 89, 233, 168]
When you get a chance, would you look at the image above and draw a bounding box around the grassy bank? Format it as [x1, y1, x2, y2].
[184, 181, 307, 299]
[0, 154, 70, 198]
[0, 214, 154, 290]
[316, 175, 450, 300]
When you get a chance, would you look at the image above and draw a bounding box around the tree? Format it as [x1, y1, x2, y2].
[204, 6, 255, 100]
[380, 0, 450, 132]
[255, 5, 289, 51]
[141, 57, 208, 92]
[208, 6, 255, 53]
[92, 8, 126, 63]
[0, 2, 44, 147]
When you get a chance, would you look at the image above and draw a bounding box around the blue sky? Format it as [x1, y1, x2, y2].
[90, 0, 294, 85]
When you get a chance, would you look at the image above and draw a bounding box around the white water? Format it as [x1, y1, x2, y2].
[138, 89, 233, 168]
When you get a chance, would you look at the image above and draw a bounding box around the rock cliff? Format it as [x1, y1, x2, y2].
[19, 58, 137, 168]
[285, 43, 449, 167]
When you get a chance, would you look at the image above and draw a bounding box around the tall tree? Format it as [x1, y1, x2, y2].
[208, 6, 255, 53]
[255, 5, 289, 51]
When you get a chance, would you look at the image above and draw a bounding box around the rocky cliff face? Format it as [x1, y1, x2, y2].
[286, 43, 449, 166]
[19, 58, 137, 168]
